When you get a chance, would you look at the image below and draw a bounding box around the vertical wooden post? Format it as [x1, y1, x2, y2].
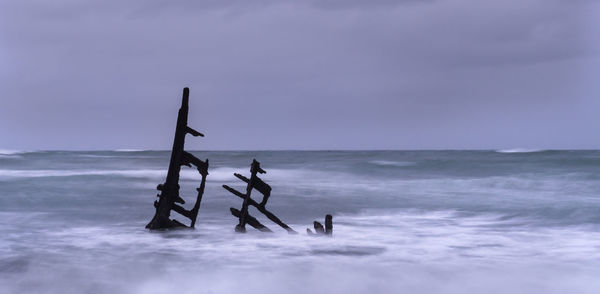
[145, 88, 207, 230]
[236, 159, 260, 232]
[146, 88, 190, 230]
[325, 214, 333, 236]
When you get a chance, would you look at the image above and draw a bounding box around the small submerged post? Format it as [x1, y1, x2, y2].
[325, 214, 333, 235]
[146, 88, 209, 230]
[307, 214, 333, 237]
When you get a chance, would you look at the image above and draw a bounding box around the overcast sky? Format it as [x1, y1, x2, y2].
[1, 0, 599, 150]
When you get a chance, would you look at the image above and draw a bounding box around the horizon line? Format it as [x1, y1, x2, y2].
[2, 148, 599, 153]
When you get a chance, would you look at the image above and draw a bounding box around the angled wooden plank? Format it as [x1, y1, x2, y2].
[252, 176, 271, 200]
[230, 208, 272, 232]
[172, 204, 192, 219]
[190, 173, 207, 228]
[224, 184, 296, 234]
[181, 151, 209, 176]
[185, 126, 204, 137]
[234, 173, 250, 183]
[223, 185, 245, 198]
[233, 174, 271, 196]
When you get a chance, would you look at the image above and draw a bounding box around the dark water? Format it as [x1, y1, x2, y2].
[1, 150, 600, 293]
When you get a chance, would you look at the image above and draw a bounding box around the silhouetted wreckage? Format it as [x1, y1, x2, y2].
[307, 214, 333, 237]
[145, 87, 333, 235]
[223, 159, 297, 234]
[146, 88, 209, 230]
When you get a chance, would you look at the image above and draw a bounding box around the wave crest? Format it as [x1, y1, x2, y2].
[369, 160, 416, 167]
[495, 148, 545, 154]
[0, 149, 29, 155]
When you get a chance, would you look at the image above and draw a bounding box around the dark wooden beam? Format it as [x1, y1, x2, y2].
[230, 208, 272, 232]
[325, 214, 333, 236]
[223, 184, 297, 234]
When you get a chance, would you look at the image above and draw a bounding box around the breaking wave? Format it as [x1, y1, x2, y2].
[369, 160, 416, 167]
[0, 149, 31, 158]
[0, 169, 167, 179]
[2, 151, 600, 294]
[0, 149, 27, 155]
[0, 167, 335, 183]
[114, 149, 149, 152]
[496, 148, 546, 153]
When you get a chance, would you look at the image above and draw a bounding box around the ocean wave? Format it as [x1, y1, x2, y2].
[0, 149, 30, 155]
[76, 154, 125, 158]
[495, 148, 546, 153]
[114, 149, 149, 152]
[369, 160, 416, 167]
[199, 167, 339, 183]
[2, 208, 600, 294]
[0, 169, 167, 179]
[75, 154, 157, 159]
[0, 167, 341, 184]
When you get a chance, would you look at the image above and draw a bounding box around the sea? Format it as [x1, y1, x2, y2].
[1, 149, 600, 293]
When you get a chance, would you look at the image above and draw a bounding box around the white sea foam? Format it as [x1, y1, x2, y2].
[0, 166, 342, 184]
[192, 167, 347, 184]
[76, 154, 157, 159]
[2, 150, 600, 294]
[0, 149, 30, 158]
[0, 169, 167, 179]
[369, 160, 416, 167]
[0, 149, 28, 155]
[184, 167, 239, 181]
[76, 154, 129, 158]
[496, 148, 545, 153]
[2, 210, 600, 294]
[16, 209, 600, 265]
[114, 149, 148, 152]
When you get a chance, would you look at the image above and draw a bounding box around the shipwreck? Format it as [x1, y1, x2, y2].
[146, 88, 209, 230]
[145, 87, 332, 235]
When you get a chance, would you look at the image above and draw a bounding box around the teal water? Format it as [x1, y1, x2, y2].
[1, 150, 600, 293]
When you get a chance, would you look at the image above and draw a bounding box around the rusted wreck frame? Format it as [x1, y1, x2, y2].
[224, 159, 297, 234]
[145, 87, 208, 230]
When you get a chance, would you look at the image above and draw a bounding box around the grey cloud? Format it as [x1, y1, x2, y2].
[134, 0, 433, 13]
[0, 0, 598, 150]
